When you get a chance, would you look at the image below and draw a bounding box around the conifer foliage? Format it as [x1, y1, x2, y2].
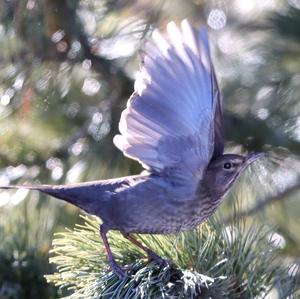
[46, 214, 298, 298]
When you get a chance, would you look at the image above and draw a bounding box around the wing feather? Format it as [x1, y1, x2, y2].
[113, 20, 223, 179]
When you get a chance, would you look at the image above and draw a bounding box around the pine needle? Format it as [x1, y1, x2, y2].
[46, 213, 299, 298]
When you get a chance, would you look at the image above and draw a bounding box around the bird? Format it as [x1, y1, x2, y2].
[0, 20, 263, 277]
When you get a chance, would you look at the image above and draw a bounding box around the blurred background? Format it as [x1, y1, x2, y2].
[0, 0, 299, 298]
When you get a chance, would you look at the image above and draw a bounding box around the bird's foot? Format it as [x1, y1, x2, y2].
[147, 251, 168, 267]
[109, 259, 127, 278]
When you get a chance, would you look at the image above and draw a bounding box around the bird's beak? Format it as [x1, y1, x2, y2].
[245, 152, 265, 166]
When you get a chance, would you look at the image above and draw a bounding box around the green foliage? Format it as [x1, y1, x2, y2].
[0, 251, 57, 299]
[46, 214, 298, 298]
[271, 7, 300, 40]
[0, 198, 61, 299]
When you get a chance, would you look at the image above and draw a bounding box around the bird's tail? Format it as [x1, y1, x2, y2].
[0, 183, 98, 214]
[0, 184, 71, 199]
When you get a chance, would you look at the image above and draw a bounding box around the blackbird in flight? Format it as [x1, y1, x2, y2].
[0, 20, 263, 277]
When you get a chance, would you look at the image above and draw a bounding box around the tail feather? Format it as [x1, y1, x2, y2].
[0, 183, 98, 213]
[0, 176, 135, 215]
[0, 184, 51, 191]
[0, 184, 67, 197]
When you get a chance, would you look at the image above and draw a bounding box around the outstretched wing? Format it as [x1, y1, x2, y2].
[114, 20, 223, 180]
[212, 67, 224, 157]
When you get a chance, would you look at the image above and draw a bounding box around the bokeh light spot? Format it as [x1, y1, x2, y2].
[82, 78, 101, 96]
[207, 9, 226, 30]
[257, 108, 269, 120]
[51, 30, 65, 43]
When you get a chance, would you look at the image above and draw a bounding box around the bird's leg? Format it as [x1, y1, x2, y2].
[122, 233, 166, 266]
[99, 224, 125, 278]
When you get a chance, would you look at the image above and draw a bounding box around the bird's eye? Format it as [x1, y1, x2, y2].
[224, 162, 232, 170]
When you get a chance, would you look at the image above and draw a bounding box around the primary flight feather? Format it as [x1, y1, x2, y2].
[114, 20, 220, 176]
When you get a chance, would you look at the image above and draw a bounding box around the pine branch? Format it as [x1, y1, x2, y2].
[45, 214, 299, 298]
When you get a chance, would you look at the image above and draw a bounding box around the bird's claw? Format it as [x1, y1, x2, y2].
[109, 260, 127, 278]
[147, 251, 168, 267]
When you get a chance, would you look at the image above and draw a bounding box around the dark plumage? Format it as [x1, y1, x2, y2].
[0, 20, 263, 276]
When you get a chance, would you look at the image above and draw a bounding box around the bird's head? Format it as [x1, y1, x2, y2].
[204, 152, 264, 199]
